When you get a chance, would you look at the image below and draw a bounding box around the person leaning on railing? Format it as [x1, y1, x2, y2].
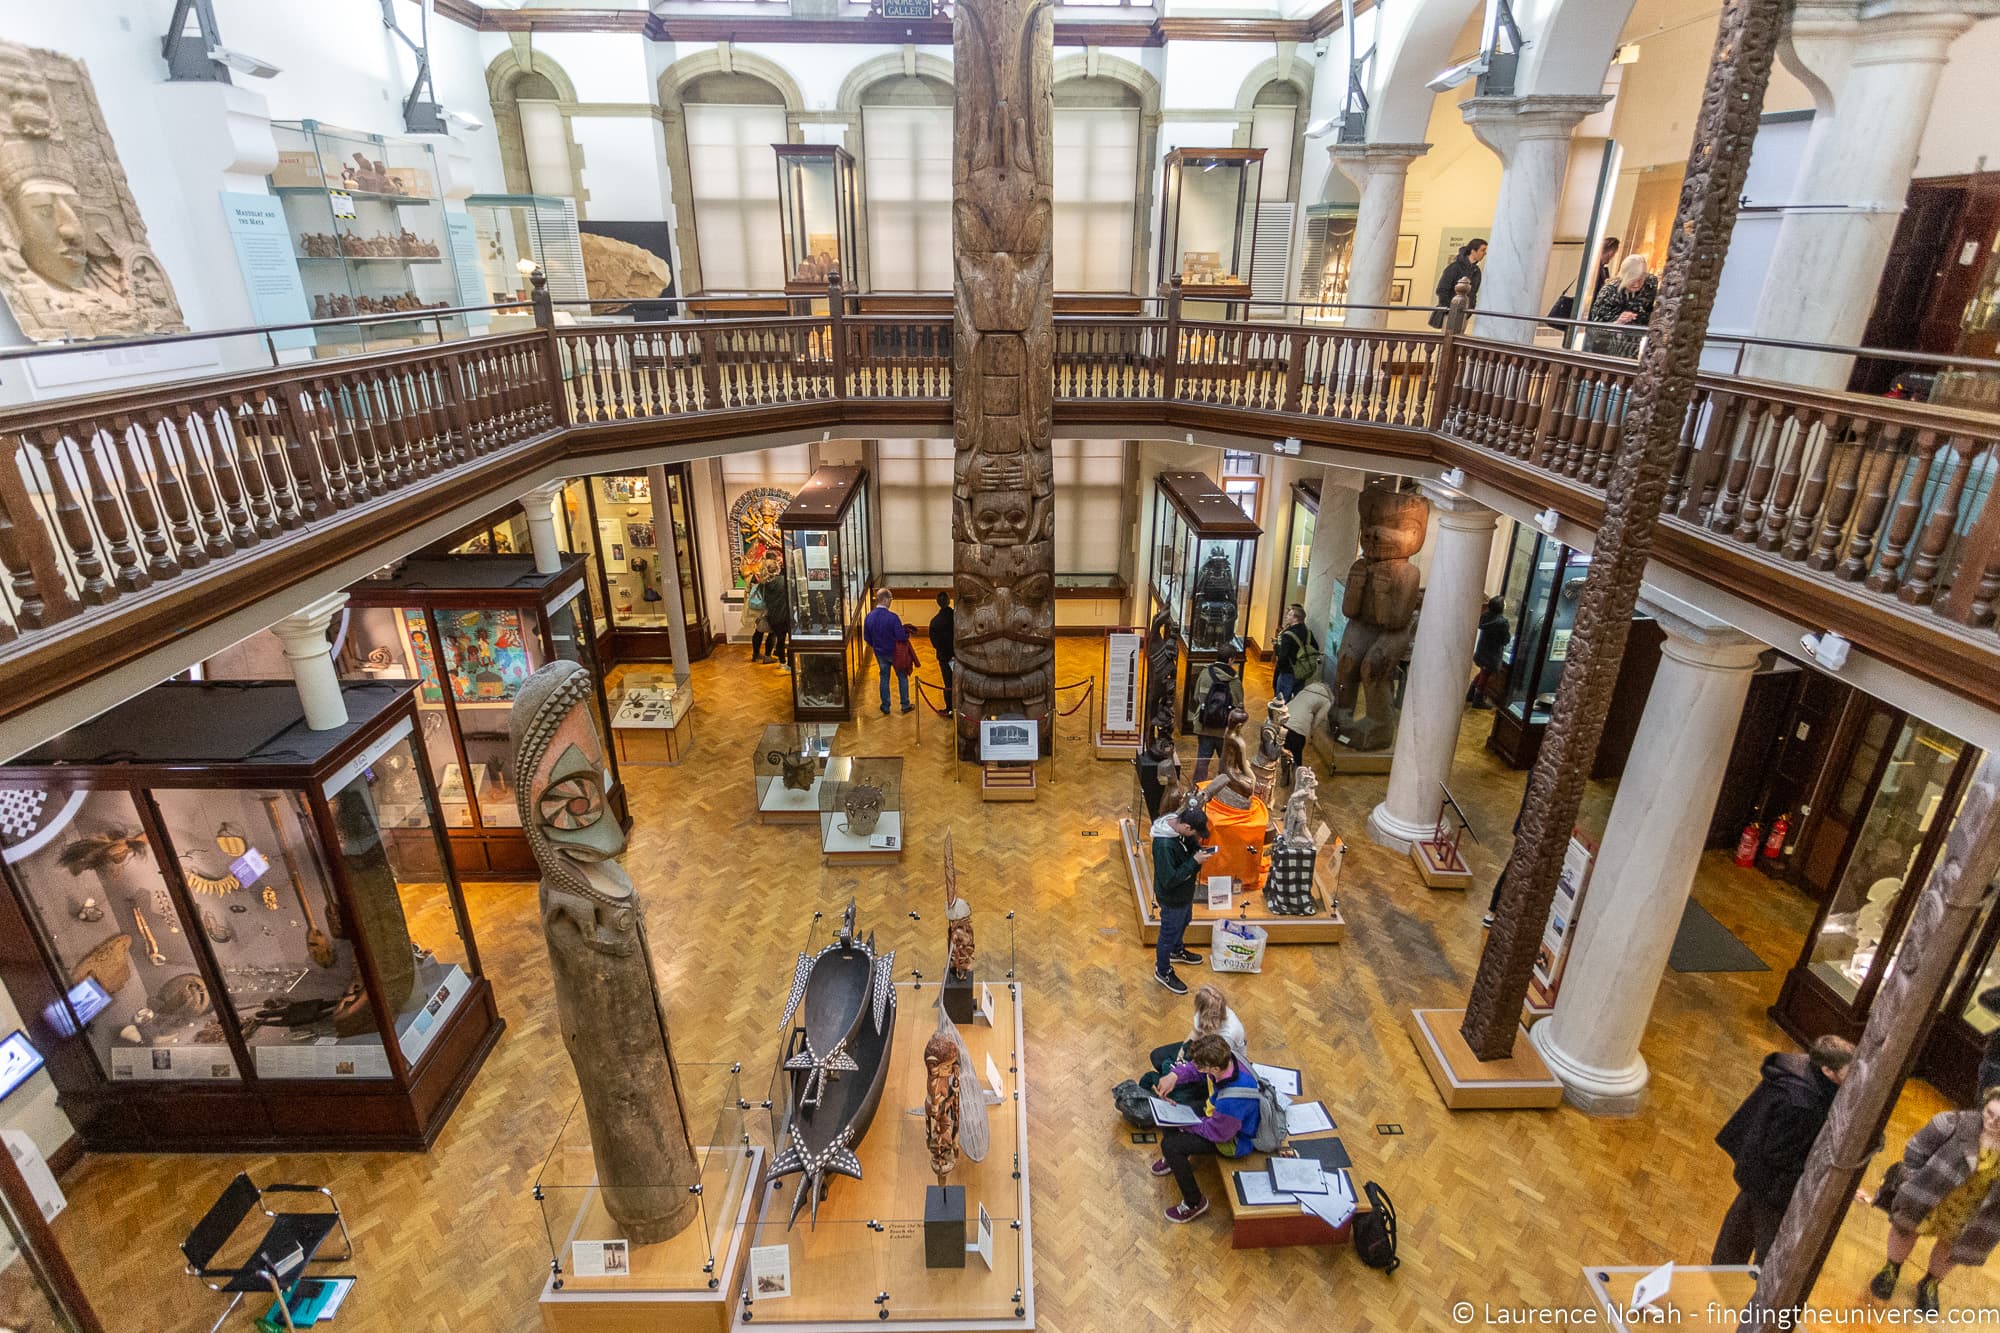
[1585, 255, 1659, 359]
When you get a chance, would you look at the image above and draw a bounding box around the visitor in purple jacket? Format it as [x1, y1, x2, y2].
[862, 590, 913, 715]
[1147, 1033, 1263, 1223]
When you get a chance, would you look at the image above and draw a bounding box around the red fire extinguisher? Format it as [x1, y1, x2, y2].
[1735, 821, 1762, 867]
[1762, 812, 1790, 860]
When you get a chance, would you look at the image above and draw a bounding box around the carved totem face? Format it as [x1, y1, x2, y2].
[511, 662, 625, 879]
[955, 553, 1054, 679]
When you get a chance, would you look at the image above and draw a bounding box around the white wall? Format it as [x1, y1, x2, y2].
[1914, 18, 2000, 178]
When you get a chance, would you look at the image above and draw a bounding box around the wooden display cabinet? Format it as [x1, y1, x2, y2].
[1149, 471, 1260, 720]
[778, 467, 875, 722]
[774, 144, 859, 296]
[337, 554, 627, 878]
[0, 682, 501, 1153]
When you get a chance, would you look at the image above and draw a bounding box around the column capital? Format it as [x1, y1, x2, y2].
[1636, 595, 1765, 671]
[269, 591, 349, 657]
[1327, 141, 1430, 183]
[1418, 481, 1497, 528]
[1461, 94, 1610, 157]
[521, 479, 568, 505]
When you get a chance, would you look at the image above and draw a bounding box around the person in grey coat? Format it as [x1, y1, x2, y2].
[1871, 1087, 2000, 1313]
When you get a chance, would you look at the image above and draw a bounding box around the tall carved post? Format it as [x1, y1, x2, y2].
[950, 0, 1057, 759]
[511, 661, 700, 1244]
[1460, 0, 1794, 1059]
[1744, 755, 2000, 1320]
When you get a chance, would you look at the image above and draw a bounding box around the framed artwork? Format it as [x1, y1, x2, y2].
[1389, 279, 1412, 305]
[601, 474, 650, 504]
[625, 521, 656, 550]
[432, 608, 532, 702]
[400, 611, 444, 704]
[1394, 234, 1418, 269]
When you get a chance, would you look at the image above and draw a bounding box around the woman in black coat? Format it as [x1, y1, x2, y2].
[1586, 255, 1658, 358]
[1429, 238, 1486, 328]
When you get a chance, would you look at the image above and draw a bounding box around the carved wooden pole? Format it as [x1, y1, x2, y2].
[1742, 754, 2000, 1322]
[950, 0, 1057, 759]
[1460, 0, 1793, 1059]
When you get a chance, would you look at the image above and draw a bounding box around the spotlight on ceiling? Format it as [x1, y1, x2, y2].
[206, 45, 280, 79]
[1425, 56, 1487, 95]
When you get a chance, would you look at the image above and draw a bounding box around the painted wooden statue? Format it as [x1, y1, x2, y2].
[511, 660, 699, 1244]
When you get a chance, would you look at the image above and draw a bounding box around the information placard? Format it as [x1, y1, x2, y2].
[979, 718, 1038, 762]
[1528, 828, 1597, 1009]
[219, 192, 313, 350]
[1102, 629, 1142, 734]
[444, 212, 492, 328]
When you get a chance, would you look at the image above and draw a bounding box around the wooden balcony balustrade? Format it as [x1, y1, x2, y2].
[1, 294, 1995, 747]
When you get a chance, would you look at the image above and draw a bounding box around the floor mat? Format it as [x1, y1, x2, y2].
[1669, 899, 1769, 973]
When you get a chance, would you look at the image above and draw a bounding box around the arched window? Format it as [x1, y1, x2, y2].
[858, 75, 954, 291]
[488, 55, 582, 204]
[680, 73, 791, 291]
[1053, 76, 1144, 292]
[1247, 81, 1306, 204]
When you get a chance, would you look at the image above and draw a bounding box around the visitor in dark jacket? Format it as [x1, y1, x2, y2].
[929, 591, 955, 715]
[1148, 1033, 1263, 1224]
[1586, 255, 1658, 358]
[1429, 238, 1486, 328]
[1467, 595, 1509, 708]
[1149, 806, 1213, 995]
[1271, 605, 1317, 703]
[1185, 643, 1247, 782]
[765, 567, 791, 668]
[1712, 1036, 1855, 1265]
[862, 590, 913, 715]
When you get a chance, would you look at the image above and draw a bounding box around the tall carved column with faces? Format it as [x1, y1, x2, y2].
[950, 0, 1057, 759]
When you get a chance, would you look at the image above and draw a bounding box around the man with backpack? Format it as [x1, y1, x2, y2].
[1149, 805, 1214, 994]
[1148, 1033, 1273, 1223]
[1185, 640, 1247, 781]
[1271, 605, 1321, 702]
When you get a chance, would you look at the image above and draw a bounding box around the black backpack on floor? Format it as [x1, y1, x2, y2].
[1352, 1180, 1398, 1273]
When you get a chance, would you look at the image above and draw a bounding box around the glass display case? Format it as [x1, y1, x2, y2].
[609, 674, 695, 768]
[1485, 528, 1590, 769]
[1157, 148, 1266, 301]
[0, 1141, 102, 1332]
[558, 471, 713, 664]
[1149, 471, 1261, 717]
[0, 682, 500, 1153]
[268, 121, 465, 355]
[464, 192, 586, 310]
[1774, 712, 1985, 1097]
[336, 554, 624, 877]
[779, 467, 875, 722]
[774, 145, 859, 295]
[753, 723, 839, 824]
[819, 757, 904, 864]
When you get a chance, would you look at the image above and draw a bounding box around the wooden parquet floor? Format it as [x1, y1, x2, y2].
[49, 641, 2000, 1330]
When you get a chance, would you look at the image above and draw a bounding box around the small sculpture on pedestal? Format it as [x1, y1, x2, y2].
[1249, 699, 1289, 807]
[941, 832, 976, 1023]
[921, 1015, 968, 1270]
[511, 661, 700, 1245]
[1267, 767, 1322, 917]
[1332, 483, 1430, 754]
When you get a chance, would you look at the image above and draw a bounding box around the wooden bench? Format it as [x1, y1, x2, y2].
[1213, 1130, 1366, 1250]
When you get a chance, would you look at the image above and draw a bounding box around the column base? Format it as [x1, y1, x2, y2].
[1527, 1020, 1649, 1117]
[1366, 802, 1433, 855]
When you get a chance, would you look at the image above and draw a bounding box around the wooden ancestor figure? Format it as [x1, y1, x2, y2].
[924, 1030, 962, 1187]
[511, 661, 700, 1244]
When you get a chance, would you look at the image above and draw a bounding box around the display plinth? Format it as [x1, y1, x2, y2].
[1118, 818, 1344, 946]
[819, 756, 905, 864]
[1406, 1008, 1564, 1110]
[1582, 1265, 1758, 1332]
[734, 983, 1033, 1329]
[1411, 840, 1474, 890]
[756, 724, 838, 825]
[1331, 749, 1393, 775]
[981, 763, 1037, 802]
[1094, 730, 1142, 762]
[924, 1186, 967, 1270]
[539, 1146, 763, 1333]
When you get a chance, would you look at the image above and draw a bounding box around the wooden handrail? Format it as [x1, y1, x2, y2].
[1, 309, 1997, 744]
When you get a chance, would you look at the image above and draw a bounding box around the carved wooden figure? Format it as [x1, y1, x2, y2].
[1332, 483, 1429, 753]
[511, 660, 699, 1244]
[943, 832, 975, 976]
[950, 0, 1057, 758]
[923, 1030, 962, 1187]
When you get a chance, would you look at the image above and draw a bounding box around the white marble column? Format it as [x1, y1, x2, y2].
[520, 480, 568, 575]
[1740, 2, 1992, 388]
[1367, 487, 1497, 853]
[648, 465, 692, 687]
[1461, 95, 1608, 345]
[1529, 604, 1765, 1114]
[1328, 143, 1429, 330]
[270, 591, 352, 731]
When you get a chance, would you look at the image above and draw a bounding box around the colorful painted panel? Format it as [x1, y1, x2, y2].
[730, 486, 791, 589]
[428, 608, 532, 702]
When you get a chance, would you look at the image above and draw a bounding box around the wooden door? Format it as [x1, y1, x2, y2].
[1852, 181, 1965, 394]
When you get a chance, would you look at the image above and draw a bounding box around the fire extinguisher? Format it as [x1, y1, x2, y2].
[1735, 821, 1762, 867]
[1762, 812, 1790, 860]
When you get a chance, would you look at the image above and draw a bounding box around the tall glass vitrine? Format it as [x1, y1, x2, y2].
[336, 555, 624, 877]
[1149, 471, 1261, 719]
[779, 467, 874, 721]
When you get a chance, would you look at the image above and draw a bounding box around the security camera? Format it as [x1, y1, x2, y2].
[443, 107, 484, 132]
[207, 45, 280, 78]
[1426, 56, 1487, 94]
[1798, 631, 1850, 672]
[1313, 38, 1330, 58]
[1533, 507, 1560, 535]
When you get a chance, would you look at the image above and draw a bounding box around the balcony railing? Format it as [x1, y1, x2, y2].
[1, 287, 1995, 740]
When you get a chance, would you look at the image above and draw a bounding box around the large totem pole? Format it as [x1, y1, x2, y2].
[951, 0, 1057, 759]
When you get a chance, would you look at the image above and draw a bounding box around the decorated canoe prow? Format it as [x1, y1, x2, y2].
[770, 899, 898, 1228]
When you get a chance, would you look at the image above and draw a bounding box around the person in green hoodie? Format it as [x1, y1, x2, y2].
[1150, 805, 1213, 995]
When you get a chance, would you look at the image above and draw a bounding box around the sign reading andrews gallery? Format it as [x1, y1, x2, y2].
[881, 0, 936, 16]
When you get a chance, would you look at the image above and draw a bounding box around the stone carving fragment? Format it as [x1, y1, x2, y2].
[0, 42, 185, 342]
[511, 661, 699, 1245]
